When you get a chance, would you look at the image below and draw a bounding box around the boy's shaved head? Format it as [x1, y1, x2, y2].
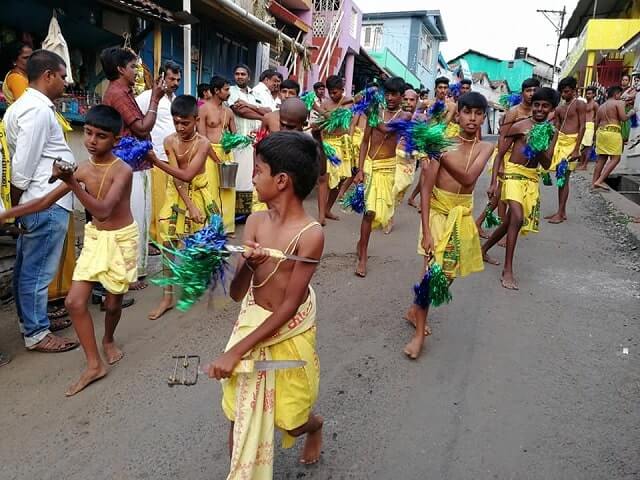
[279, 97, 308, 128]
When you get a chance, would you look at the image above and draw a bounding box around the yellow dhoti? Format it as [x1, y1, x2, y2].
[351, 126, 363, 161]
[417, 187, 483, 280]
[595, 125, 623, 156]
[364, 156, 396, 229]
[150, 166, 169, 243]
[501, 161, 540, 235]
[581, 121, 595, 148]
[222, 288, 320, 480]
[324, 133, 353, 189]
[392, 148, 416, 204]
[550, 131, 578, 172]
[158, 172, 219, 242]
[211, 144, 237, 233]
[73, 222, 139, 295]
[48, 216, 76, 300]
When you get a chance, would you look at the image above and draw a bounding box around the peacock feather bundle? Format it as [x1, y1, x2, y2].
[413, 261, 452, 309]
[523, 121, 555, 160]
[113, 136, 153, 171]
[322, 141, 342, 166]
[555, 158, 569, 188]
[499, 93, 522, 110]
[300, 91, 317, 111]
[221, 131, 252, 153]
[318, 107, 353, 133]
[340, 182, 365, 214]
[482, 203, 502, 228]
[387, 120, 454, 160]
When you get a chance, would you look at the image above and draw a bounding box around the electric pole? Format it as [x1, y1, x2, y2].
[537, 6, 567, 86]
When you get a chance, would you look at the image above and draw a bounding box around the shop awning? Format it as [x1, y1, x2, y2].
[367, 48, 421, 88]
[97, 0, 198, 25]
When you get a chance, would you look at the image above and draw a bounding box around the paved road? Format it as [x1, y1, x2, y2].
[1, 171, 639, 480]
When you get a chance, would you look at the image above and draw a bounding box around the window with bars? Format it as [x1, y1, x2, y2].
[362, 24, 382, 50]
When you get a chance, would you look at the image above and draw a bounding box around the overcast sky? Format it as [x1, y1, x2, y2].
[360, 0, 580, 66]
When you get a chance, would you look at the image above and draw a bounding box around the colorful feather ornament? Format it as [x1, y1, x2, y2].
[387, 120, 454, 159]
[523, 121, 555, 160]
[113, 136, 153, 171]
[351, 86, 387, 127]
[589, 146, 597, 161]
[322, 141, 342, 166]
[221, 131, 252, 153]
[152, 214, 230, 311]
[340, 182, 365, 214]
[300, 91, 317, 111]
[413, 261, 452, 309]
[499, 93, 522, 110]
[481, 204, 502, 228]
[449, 83, 461, 99]
[630, 112, 638, 128]
[541, 171, 553, 186]
[318, 107, 353, 133]
[555, 158, 569, 188]
[427, 100, 446, 121]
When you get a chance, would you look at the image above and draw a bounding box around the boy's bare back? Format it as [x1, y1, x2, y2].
[596, 100, 625, 127]
[75, 158, 133, 230]
[243, 211, 323, 312]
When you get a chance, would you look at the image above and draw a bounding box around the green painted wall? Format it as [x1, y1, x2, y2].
[461, 52, 534, 91]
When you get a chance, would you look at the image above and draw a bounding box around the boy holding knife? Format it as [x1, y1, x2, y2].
[207, 131, 325, 478]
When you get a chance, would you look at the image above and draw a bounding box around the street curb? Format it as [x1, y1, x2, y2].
[575, 171, 640, 243]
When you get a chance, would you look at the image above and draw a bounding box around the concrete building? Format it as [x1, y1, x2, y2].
[360, 10, 447, 90]
[448, 49, 535, 92]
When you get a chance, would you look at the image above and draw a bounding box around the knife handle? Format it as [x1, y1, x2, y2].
[242, 245, 286, 261]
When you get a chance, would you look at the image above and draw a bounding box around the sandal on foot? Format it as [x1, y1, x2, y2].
[50, 317, 72, 332]
[28, 334, 78, 353]
[128, 280, 148, 291]
[0, 352, 11, 367]
[47, 305, 68, 319]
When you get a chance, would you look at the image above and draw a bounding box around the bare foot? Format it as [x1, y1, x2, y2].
[129, 280, 148, 291]
[593, 182, 610, 190]
[543, 213, 557, 220]
[404, 308, 432, 336]
[501, 272, 519, 290]
[632, 217, 640, 223]
[403, 335, 424, 359]
[408, 198, 419, 209]
[546, 214, 565, 224]
[325, 211, 340, 221]
[103, 341, 124, 365]
[576, 165, 587, 171]
[498, 238, 507, 248]
[65, 365, 107, 397]
[148, 297, 174, 320]
[355, 242, 367, 278]
[300, 415, 323, 465]
[483, 252, 500, 265]
[383, 219, 394, 235]
[477, 227, 489, 239]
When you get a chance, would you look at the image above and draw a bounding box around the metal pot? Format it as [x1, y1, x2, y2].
[219, 162, 239, 188]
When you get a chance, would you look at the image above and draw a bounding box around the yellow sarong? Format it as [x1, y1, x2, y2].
[222, 288, 319, 480]
[158, 170, 219, 242]
[0, 122, 11, 219]
[211, 144, 237, 233]
[73, 222, 139, 295]
[351, 126, 363, 160]
[581, 121, 595, 148]
[324, 133, 353, 189]
[251, 189, 268, 213]
[445, 122, 461, 138]
[392, 148, 416, 204]
[595, 125, 623, 156]
[150, 167, 169, 243]
[417, 187, 483, 280]
[501, 160, 540, 235]
[550, 131, 578, 173]
[364, 156, 396, 229]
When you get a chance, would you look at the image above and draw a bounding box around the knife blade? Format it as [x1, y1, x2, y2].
[225, 245, 319, 264]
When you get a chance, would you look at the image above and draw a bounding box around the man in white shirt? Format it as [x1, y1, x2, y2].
[136, 61, 181, 246]
[252, 68, 280, 112]
[4, 50, 78, 352]
[228, 64, 270, 213]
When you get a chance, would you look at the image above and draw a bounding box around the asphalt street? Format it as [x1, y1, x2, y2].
[1, 169, 638, 480]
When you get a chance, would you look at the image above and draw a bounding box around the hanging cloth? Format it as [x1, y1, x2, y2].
[41, 12, 74, 85]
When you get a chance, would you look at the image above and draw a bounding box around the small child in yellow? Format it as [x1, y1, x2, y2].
[149, 95, 219, 320]
[0, 106, 138, 396]
[206, 131, 324, 478]
[404, 92, 494, 359]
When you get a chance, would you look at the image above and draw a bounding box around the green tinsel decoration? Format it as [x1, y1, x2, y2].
[410, 121, 455, 159]
[541, 171, 552, 186]
[428, 262, 452, 308]
[300, 91, 317, 111]
[525, 121, 555, 155]
[221, 131, 252, 153]
[319, 107, 353, 133]
[482, 204, 502, 228]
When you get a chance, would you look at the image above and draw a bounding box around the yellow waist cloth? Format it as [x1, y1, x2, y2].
[222, 288, 319, 480]
[158, 170, 219, 242]
[417, 187, 483, 280]
[73, 222, 139, 294]
[445, 122, 461, 138]
[392, 148, 416, 204]
[549, 131, 578, 172]
[501, 161, 540, 235]
[211, 144, 237, 233]
[364, 156, 397, 229]
[581, 121, 595, 147]
[324, 133, 353, 189]
[351, 126, 363, 160]
[595, 125, 623, 156]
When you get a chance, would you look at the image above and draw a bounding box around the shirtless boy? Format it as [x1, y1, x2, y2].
[475, 78, 540, 237]
[198, 75, 237, 233]
[353, 77, 412, 277]
[482, 87, 560, 290]
[592, 85, 636, 189]
[1, 106, 137, 396]
[404, 92, 493, 359]
[545, 76, 586, 224]
[149, 95, 219, 319]
[577, 86, 598, 170]
[320, 75, 354, 219]
[208, 131, 324, 477]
